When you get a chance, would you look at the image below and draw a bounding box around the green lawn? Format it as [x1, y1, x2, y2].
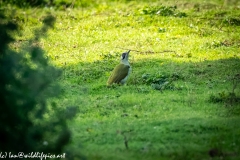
[8, 0, 240, 159]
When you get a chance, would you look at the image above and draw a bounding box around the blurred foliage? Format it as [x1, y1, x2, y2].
[141, 5, 187, 17]
[141, 72, 183, 91]
[1, 0, 98, 8]
[209, 92, 240, 104]
[209, 74, 240, 106]
[0, 9, 78, 156]
[224, 17, 240, 26]
[0, 0, 109, 8]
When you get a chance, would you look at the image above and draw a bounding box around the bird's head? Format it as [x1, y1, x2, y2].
[121, 50, 130, 62]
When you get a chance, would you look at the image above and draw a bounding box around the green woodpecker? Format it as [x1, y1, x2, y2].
[107, 50, 131, 86]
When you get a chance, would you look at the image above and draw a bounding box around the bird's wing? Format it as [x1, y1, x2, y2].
[107, 64, 130, 85]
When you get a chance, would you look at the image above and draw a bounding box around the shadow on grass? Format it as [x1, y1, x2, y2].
[61, 56, 240, 95]
[76, 116, 240, 160]
[60, 56, 240, 160]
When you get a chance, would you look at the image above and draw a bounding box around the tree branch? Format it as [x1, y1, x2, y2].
[115, 47, 178, 56]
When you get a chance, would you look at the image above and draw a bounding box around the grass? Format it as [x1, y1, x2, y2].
[5, 0, 240, 159]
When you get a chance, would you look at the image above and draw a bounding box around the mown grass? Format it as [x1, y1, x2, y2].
[5, 0, 240, 159]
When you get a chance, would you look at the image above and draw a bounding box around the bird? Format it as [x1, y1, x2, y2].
[107, 50, 131, 86]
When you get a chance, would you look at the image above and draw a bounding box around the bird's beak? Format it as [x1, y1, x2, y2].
[126, 50, 130, 57]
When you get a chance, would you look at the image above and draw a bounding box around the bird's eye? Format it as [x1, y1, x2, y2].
[122, 53, 126, 59]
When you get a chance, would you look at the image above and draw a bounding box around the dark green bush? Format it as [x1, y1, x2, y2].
[0, 10, 77, 156]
